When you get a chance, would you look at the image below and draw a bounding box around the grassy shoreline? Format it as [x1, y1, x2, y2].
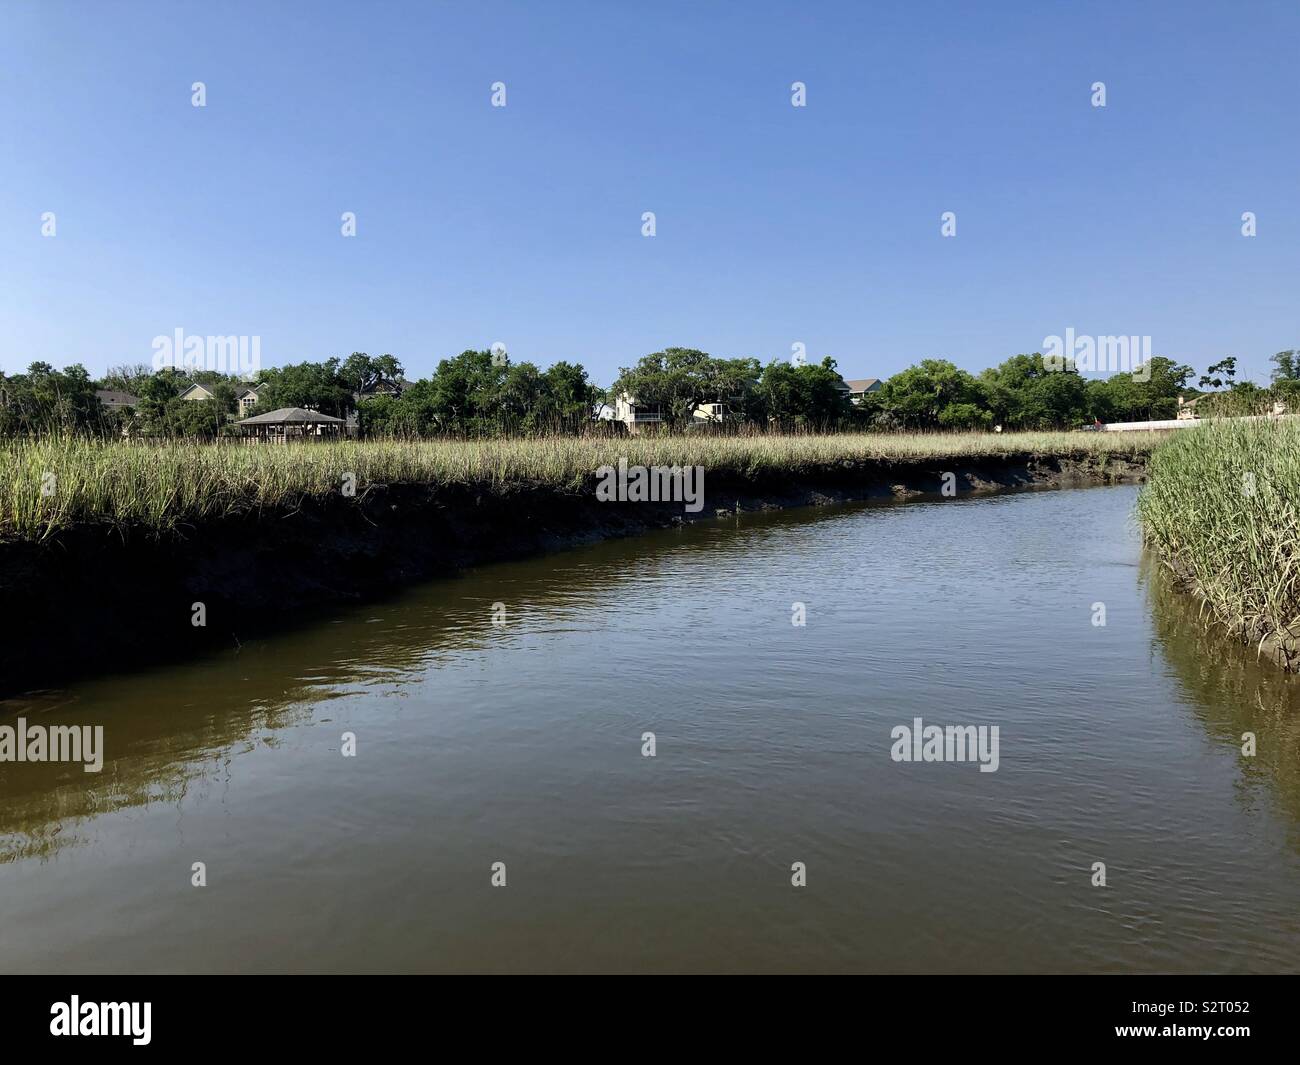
[0, 429, 1158, 693]
[1138, 418, 1300, 669]
[0, 431, 1162, 543]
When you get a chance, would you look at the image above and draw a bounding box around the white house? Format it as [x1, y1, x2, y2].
[691, 395, 748, 423]
[614, 392, 663, 433]
[692, 401, 729, 423]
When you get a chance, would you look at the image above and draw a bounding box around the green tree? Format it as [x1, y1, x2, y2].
[1270, 350, 1300, 382]
[339, 352, 405, 395]
[422, 349, 504, 434]
[100, 363, 154, 393]
[877, 359, 987, 430]
[253, 359, 353, 417]
[540, 360, 598, 431]
[756, 357, 853, 429]
[0, 362, 103, 436]
[980, 354, 1088, 429]
[1198, 356, 1237, 390]
[1096, 357, 1193, 422]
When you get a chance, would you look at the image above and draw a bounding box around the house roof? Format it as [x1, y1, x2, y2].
[95, 389, 141, 406]
[177, 383, 214, 399]
[235, 385, 260, 397]
[237, 406, 345, 425]
[843, 378, 881, 391]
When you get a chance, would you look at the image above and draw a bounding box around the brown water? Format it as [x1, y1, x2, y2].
[2, 484, 1300, 973]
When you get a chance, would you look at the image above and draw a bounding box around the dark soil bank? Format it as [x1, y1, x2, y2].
[0, 454, 1145, 695]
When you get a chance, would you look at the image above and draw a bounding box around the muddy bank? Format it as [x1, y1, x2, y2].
[0, 453, 1144, 695]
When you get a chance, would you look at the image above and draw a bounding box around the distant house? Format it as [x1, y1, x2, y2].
[692, 402, 730, 423]
[842, 378, 882, 404]
[614, 392, 662, 433]
[691, 381, 753, 424]
[1176, 395, 1200, 421]
[235, 385, 261, 416]
[177, 381, 265, 422]
[95, 389, 140, 412]
[692, 396, 748, 424]
[353, 377, 412, 403]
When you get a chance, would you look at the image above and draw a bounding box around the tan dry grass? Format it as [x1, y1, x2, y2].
[0, 430, 1161, 542]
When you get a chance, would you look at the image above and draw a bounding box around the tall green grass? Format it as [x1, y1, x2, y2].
[1138, 418, 1300, 653]
[0, 430, 1159, 543]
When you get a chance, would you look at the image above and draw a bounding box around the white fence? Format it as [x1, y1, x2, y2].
[1100, 418, 1192, 432]
[1101, 412, 1295, 432]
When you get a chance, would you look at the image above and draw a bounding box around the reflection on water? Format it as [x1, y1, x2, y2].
[1143, 557, 1300, 841]
[0, 688, 313, 864]
[1, 485, 1299, 973]
[0, 508, 835, 862]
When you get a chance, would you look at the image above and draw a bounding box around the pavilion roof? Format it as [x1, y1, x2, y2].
[236, 407, 345, 425]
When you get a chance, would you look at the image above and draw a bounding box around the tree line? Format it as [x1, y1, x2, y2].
[612, 347, 1300, 430]
[1, 347, 1297, 438]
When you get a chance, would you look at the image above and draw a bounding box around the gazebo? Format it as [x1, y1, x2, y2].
[236, 407, 347, 442]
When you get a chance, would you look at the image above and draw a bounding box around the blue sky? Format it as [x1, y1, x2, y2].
[2, 0, 1297, 385]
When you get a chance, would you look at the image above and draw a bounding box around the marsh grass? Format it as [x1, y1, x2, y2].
[0, 430, 1160, 543]
[1138, 418, 1300, 651]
